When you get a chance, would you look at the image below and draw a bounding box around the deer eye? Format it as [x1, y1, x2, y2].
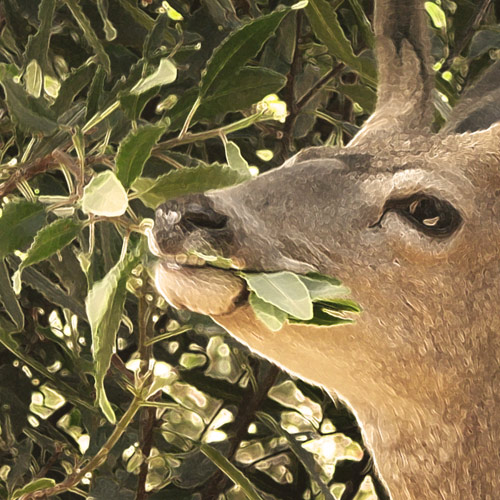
[382, 194, 462, 237]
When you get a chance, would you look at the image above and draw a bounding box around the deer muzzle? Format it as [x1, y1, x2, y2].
[151, 193, 246, 315]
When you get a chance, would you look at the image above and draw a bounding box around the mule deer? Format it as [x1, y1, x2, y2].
[152, 0, 500, 498]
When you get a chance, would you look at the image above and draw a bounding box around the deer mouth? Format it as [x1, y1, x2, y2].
[152, 251, 247, 317]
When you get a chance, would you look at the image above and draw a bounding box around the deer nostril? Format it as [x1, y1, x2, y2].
[182, 204, 228, 231]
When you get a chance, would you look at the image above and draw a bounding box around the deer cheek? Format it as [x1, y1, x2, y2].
[154, 262, 245, 316]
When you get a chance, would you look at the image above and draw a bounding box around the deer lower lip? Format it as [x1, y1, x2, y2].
[154, 260, 246, 316]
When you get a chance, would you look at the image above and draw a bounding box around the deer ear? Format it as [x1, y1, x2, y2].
[350, 0, 434, 147]
[443, 62, 500, 134]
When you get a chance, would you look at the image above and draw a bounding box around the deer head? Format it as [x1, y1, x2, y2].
[152, 1, 500, 498]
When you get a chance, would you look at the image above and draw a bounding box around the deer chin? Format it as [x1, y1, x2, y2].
[154, 260, 246, 316]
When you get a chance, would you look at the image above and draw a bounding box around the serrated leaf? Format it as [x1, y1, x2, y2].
[200, 8, 295, 97]
[19, 218, 83, 271]
[62, 0, 111, 74]
[305, 0, 376, 85]
[224, 141, 251, 176]
[130, 58, 177, 95]
[0, 201, 46, 258]
[242, 271, 313, 320]
[86, 65, 106, 121]
[25, 0, 56, 73]
[0, 75, 58, 134]
[86, 250, 141, 423]
[0, 260, 24, 330]
[52, 62, 95, 115]
[116, 124, 167, 188]
[12, 478, 56, 499]
[169, 67, 287, 129]
[248, 292, 286, 331]
[200, 444, 265, 500]
[132, 164, 249, 209]
[81, 171, 129, 216]
[143, 13, 169, 58]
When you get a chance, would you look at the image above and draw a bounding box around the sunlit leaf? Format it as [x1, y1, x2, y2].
[130, 58, 177, 95]
[425, 1, 447, 30]
[86, 249, 142, 423]
[81, 171, 129, 217]
[242, 271, 313, 320]
[224, 141, 251, 176]
[12, 478, 56, 499]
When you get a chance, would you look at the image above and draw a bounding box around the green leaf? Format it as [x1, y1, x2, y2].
[337, 82, 376, 112]
[130, 58, 177, 95]
[62, 0, 111, 74]
[52, 62, 96, 115]
[116, 123, 167, 188]
[0, 261, 24, 330]
[224, 141, 251, 176]
[12, 478, 56, 499]
[0, 75, 58, 134]
[143, 13, 169, 58]
[169, 67, 287, 129]
[298, 274, 349, 301]
[305, 0, 376, 85]
[0, 201, 46, 258]
[248, 292, 287, 331]
[81, 171, 129, 216]
[200, 7, 296, 97]
[132, 164, 249, 209]
[200, 444, 265, 500]
[241, 271, 313, 320]
[19, 218, 83, 271]
[85, 65, 106, 122]
[25, 0, 56, 73]
[86, 250, 141, 423]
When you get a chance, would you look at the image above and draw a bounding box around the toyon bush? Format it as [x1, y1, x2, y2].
[0, 0, 497, 499]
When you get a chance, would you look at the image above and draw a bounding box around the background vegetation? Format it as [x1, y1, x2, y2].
[0, 0, 498, 499]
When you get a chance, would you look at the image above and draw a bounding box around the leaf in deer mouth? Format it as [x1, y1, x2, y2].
[239, 271, 360, 330]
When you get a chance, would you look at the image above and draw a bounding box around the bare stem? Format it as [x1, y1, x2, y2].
[25, 395, 143, 499]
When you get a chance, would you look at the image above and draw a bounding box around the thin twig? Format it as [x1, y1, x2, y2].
[24, 395, 143, 499]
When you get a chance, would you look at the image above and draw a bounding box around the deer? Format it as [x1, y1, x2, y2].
[151, 0, 500, 498]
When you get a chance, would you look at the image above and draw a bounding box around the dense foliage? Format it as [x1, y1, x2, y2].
[0, 0, 498, 499]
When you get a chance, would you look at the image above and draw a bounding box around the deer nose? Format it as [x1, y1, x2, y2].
[152, 193, 231, 256]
